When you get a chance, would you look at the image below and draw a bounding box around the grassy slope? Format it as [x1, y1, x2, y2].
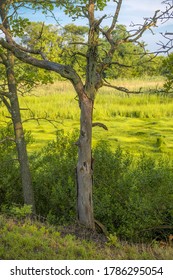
[0, 215, 173, 260]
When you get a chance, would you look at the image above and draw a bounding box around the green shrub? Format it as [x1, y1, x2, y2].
[31, 129, 78, 223]
[1, 126, 173, 242]
[2, 204, 33, 219]
[0, 126, 23, 209]
[93, 142, 173, 241]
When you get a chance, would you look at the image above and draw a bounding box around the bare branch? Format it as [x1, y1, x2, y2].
[102, 82, 142, 95]
[95, 14, 107, 27]
[125, 9, 160, 43]
[106, 0, 123, 35]
[22, 117, 61, 129]
[92, 122, 108, 130]
[69, 51, 87, 58]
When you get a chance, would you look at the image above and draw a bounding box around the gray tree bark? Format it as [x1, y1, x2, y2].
[6, 51, 35, 213]
[76, 94, 95, 229]
[0, 1, 35, 212]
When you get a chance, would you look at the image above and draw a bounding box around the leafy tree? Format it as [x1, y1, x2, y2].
[21, 22, 88, 78]
[21, 22, 61, 62]
[58, 24, 88, 76]
[0, 0, 168, 229]
[162, 53, 173, 93]
[0, 6, 59, 213]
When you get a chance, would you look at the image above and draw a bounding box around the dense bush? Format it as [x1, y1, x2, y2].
[93, 142, 173, 241]
[162, 53, 173, 94]
[31, 129, 78, 224]
[1, 128, 173, 241]
[0, 126, 23, 208]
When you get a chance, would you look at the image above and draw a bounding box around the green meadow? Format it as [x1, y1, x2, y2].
[1, 77, 173, 157]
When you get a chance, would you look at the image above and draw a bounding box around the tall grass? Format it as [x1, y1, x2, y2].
[19, 77, 173, 121]
[94, 94, 173, 119]
[0, 77, 169, 121]
[1, 77, 173, 154]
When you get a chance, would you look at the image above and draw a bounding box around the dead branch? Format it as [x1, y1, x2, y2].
[157, 31, 173, 52]
[106, 0, 123, 35]
[22, 116, 62, 129]
[95, 14, 107, 27]
[92, 122, 108, 130]
[102, 83, 142, 95]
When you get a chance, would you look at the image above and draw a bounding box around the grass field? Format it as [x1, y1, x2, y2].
[1, 77, 173, 156]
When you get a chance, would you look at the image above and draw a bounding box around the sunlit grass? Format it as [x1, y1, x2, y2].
[1, 77, 173, 156]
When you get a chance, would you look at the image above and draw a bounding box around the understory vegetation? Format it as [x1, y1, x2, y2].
[0, 124, 173, 242]
[0, 213, 173, 260]
[0, 78, 173, 258]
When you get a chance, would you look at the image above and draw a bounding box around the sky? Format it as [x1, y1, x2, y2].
[18, 0, 173, 53]
[114, 0, 173, 52]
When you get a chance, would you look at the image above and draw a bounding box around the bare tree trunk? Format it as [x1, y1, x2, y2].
[76, 93, 95, 229]
[6, 51, 35, 212]
[0, 0, 35, 212]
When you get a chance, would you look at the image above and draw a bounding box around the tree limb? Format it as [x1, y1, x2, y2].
[102, 83, 142, 95]
[22, 116, 62, 129]
[92, 122, 108, 131]
[106, 0, 123, 35]
[0, 37, 86, 99]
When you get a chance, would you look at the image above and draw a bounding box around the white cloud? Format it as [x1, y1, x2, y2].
[121, 0, 163, 13]
[118, 0, 166, 25]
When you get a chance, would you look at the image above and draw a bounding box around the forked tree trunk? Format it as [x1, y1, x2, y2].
[6, 51, 35, 213]
[76, 93, 95, 229]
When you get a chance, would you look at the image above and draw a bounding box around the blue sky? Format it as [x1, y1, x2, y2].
[18, 0, 173, 53]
